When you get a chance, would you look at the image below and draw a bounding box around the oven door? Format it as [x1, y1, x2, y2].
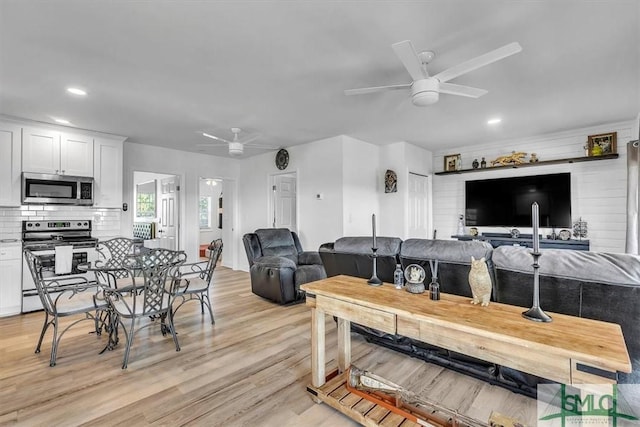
[22, 247, 98, 313]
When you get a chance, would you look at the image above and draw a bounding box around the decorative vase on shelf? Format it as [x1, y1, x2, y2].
[472, 159, 479, 169]
[480, 157, 487, 168]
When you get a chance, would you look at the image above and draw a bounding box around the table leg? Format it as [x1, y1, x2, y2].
[311, 307, 325, 403]
[337, 318, 351, 373]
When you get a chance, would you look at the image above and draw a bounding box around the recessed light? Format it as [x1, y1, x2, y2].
[67, 87, 87, 96]
[487, 118, 502, 125]
[54, 118, 71, 125]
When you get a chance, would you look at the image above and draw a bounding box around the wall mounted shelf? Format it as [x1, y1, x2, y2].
[434, 153, 619, 176]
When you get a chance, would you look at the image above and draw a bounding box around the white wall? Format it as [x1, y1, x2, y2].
[123, 142, 238, 264]
[342, 136, 379, 237]
[432, 120, 634, 253]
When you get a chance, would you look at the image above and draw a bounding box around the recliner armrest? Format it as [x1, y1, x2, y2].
[253, 255, 297, 269]
[298, 251, 322, 265]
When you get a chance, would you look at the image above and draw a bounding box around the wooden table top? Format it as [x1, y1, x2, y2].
[301, 275, 631, 374]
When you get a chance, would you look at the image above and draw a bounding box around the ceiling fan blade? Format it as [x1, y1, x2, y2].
[433, 42, 522, 83]
[438, 82, 488, 98]
[344, 83, 411, 96]
[392, 40, 428, 81]
[238, 133, 261, 145]
[202, 132, 231, 144]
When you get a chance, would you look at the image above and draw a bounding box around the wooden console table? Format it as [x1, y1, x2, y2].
[301, 275, 630, 395]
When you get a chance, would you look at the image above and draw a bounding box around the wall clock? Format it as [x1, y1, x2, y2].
[275, 149, 289, 170]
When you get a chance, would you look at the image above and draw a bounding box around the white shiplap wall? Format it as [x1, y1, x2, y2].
[433, 120, 634, 253]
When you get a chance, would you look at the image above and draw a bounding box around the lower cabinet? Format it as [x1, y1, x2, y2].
[0, 242, 22, 317]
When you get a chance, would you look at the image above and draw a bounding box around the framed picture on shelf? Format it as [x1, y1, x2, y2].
[587, 132, 617, 156]
[444, 154, 461, 171]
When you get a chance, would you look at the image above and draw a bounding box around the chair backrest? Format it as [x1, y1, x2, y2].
[23, 249, 55, 314]
[97, 237, 136, 279]
[201, 239, 223, 283]
[124, 249, 187, 314]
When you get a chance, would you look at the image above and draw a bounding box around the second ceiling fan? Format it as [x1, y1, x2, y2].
[199, 127, 276, 156]
[344, 40, 522, 106]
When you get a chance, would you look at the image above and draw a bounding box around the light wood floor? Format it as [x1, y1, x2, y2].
[0, 267, 536, 426]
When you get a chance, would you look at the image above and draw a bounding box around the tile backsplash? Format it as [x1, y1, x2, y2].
[0, 205, 122, 241]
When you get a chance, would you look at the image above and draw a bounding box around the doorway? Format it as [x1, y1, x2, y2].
[132, 171, 181, 250]
[270, 172, 297, 231]
[198, 177, 237, 269]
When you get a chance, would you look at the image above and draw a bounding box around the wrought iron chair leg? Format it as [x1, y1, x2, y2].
[49, 318, 60, 367]
[35, 312, 50, 354]
[168, 311, 180, 352]
[122, 318, 137, 369]
[205, 290, 215, 324]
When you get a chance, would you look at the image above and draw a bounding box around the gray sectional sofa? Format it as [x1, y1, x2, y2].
[318, 237, 640, 397]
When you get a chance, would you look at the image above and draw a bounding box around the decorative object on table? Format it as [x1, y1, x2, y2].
[558, 229, 572, 241]
[510, 228, 520, 238]
[444, 154, 461, 172]
[522, 202, 552, 322]
[393, 264, 404, 289]
[469, 227, 479, 237]
[404, 264, 426, 294]
[548, 228, 557, 240]
[468, 257, 491, 306]
[384, 169, 398, 193]
[456, 214, 465, 236]
[490, 151, 527, 166]
[428, 259, 440, 300]
[529, 153, 539, 163]
[480, 157, 487, 168]
[275, 148, 289, 170]
[472, 159, 479, 169]
[572, 217, 588, 240]
[587, 132, 617, 156]
[367, 214, 382, 286]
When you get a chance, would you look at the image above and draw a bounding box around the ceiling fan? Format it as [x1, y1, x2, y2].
[198, 127, 275, 156]
[344, 40, 522, 106]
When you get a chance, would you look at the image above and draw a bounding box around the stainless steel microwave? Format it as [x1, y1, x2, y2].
[22, 172, 94, 205]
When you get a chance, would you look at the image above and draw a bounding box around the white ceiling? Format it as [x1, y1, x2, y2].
[1, 1, 639, 158]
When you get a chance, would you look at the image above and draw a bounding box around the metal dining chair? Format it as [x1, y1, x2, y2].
[172, 239, 223, 324]
[96, 237, 137, 281]
[23, 249, 108, 366]
[103, 248, 186, 369]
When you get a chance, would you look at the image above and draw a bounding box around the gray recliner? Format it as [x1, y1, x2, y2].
[243, 228, 326, 304]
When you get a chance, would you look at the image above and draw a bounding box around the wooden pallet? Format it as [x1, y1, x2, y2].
[307, 372, 419, 427]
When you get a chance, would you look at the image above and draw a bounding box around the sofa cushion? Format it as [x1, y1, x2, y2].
[255, 228, 299, 263]
[400, 239, 495, 298]
[334, 236, 402, 257]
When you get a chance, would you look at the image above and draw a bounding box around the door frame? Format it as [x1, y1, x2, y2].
[268, 171, 298, 232]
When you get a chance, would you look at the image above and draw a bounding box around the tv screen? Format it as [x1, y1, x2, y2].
[465, 173, 571, 227]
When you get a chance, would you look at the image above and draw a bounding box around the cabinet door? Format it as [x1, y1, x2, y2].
[22, 127, 61, 174]
[0, 123, 22, 206]
[93, 138, 123, 208]
[0, 245, 22, 317]
[61, 133, 94, 177]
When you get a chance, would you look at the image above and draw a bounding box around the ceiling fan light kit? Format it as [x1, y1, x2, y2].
[345, 40, 522, 106]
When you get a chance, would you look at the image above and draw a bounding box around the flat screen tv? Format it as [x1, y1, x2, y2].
[465, 173, 571, 227]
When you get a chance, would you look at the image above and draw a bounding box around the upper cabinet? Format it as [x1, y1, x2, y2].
[93, 138, 124, 208]
[22, 127, 93, 177]
[0, 122, 22, 207]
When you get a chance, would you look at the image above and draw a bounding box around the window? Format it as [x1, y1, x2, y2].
[200, 196, 212, 228]
[136, 180, 156, 218]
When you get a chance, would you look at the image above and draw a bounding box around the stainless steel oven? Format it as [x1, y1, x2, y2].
[22, 220, 98, 313]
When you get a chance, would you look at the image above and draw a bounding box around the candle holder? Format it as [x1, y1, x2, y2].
[522, 250, 552, 322]
[367, 247, 383, 286]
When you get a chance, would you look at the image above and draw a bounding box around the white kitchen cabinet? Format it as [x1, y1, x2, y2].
[0, 241, 22, 317]
[22, 127, 94, 177]
[0, 122, 22, 206]
[93, 137, 124, 208]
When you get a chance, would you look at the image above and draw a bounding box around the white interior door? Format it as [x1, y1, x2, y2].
[158, 176, 179, 250]
[272, 174, 297, 231]
[408, 173, 431, 238]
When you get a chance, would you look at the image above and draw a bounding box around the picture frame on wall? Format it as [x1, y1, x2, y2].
[587, 132, 617, 156]
[444, 154, 462, 171]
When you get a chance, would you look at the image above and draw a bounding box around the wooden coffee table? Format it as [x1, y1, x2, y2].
[301, 275, 631, 394]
